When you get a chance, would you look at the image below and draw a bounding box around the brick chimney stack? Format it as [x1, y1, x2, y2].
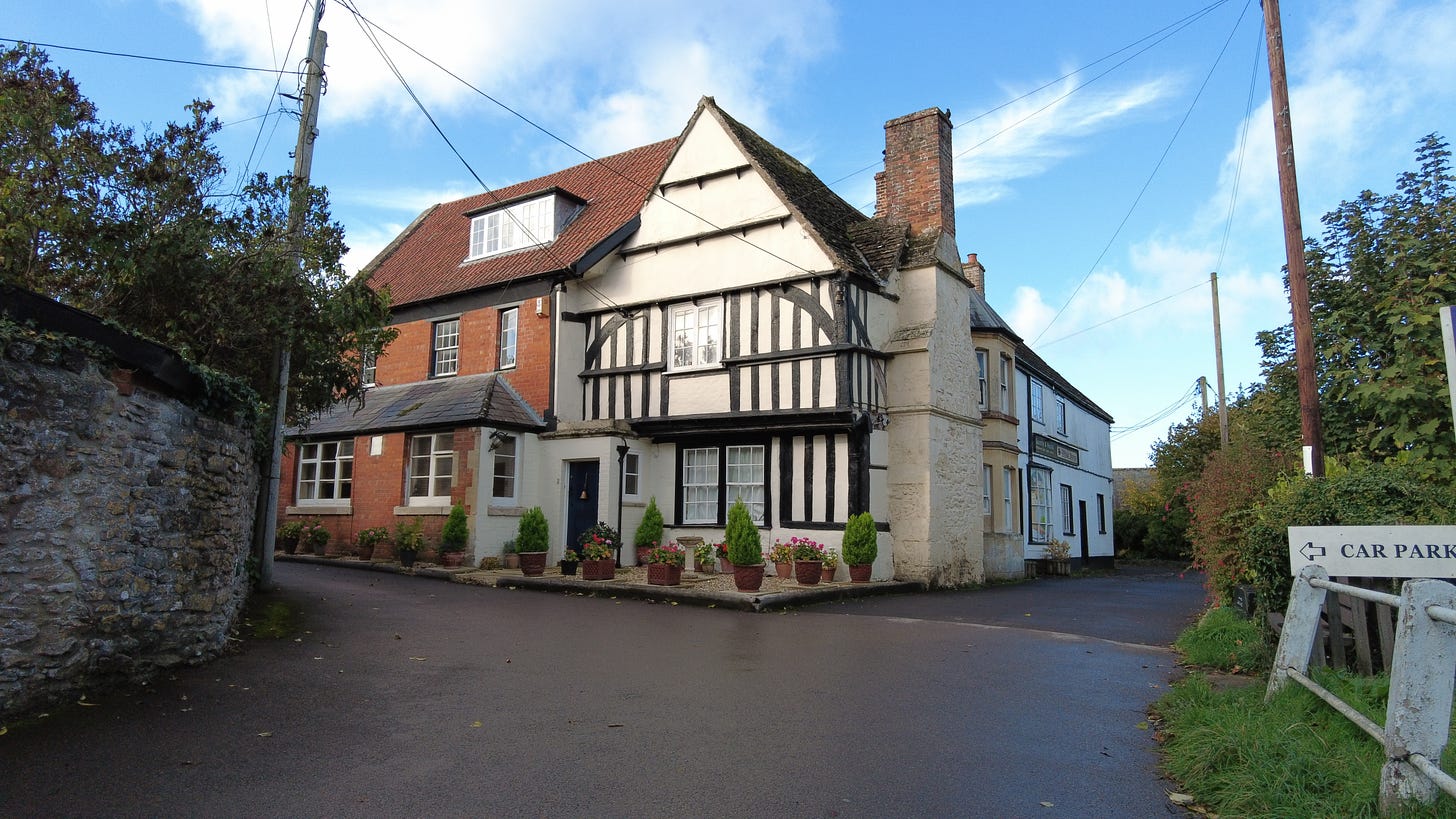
[875, 108, 955, 240]
[961, 252, 985, 292]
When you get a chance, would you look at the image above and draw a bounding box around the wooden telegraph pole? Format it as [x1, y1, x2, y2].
[258, 1, 327, 586]
[1211, 272, 1230, 447]
[1262, 0, 1324, 476]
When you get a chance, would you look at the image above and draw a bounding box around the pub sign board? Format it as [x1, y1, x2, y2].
[1288, 526, 1456, 578]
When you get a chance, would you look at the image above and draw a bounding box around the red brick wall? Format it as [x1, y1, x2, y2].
[874, 107, 956, 240]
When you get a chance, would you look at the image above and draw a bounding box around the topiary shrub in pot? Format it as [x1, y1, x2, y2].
[276, 521, 304, 555]
[355, 526, 389, 560]
[633, 497, 664, 566]
[842, 511, 878, 583]
[725, 498, 764, 592]
[516, 507, 550, 576]
[439, 503, 469, 568]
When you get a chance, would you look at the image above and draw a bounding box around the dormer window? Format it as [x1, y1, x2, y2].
[465, 192, 580, 261]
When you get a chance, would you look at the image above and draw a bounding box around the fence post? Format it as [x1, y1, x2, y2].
[1267, 564, 1330, 701]
[1378, 579, 1456, 815]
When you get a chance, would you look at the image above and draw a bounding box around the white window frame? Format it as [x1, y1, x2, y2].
[669, 302, 723, 372]
[360, 351, 376, 388]
[1097, 493, 1107, 534]
[623, 452, 641, 499]
[1030, 379, 1044, 424]
[490, 433, 518, 503]
[407, 432, 454, 506]
[726, 445, 766, 525]
[498, 307, 518, 370]
[296, 439, 354, 504]
[1060, 483, 1075, 535]
[467, 195, 555, 260]
[982, 464, 992, 515]
[975, 350, 988, 410]
[999, 356, 1010, 413]
[1002, 466, 1015, 533]
[1029, 466, 1052, 544]
[432, 319, 460, 377]
[1056, 398, 1067, 435]
[682, 447, 719, 524]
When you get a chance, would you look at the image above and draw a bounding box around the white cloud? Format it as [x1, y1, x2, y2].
[335, 183, 480, 214]
[952, 74, 1175, 206]
[171, 0, 833, 158]
[341, 220, 408, 276]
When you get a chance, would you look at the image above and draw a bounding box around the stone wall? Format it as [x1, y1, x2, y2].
[1, 343, 257, 721]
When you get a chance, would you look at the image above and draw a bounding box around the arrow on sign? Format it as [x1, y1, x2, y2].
[1300, 542, 1327, 561]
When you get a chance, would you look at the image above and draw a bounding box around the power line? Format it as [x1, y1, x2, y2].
[1036, 278, 1209, 349]
[1031, 0, 1256, 346]
[233, 0, 313, 199]
[1111, 380, 1201, 439]
[0, 36, 303, 75]
[1214, 22, 1265, 276]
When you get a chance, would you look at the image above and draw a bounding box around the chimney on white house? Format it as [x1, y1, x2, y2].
[875, 107, 956, 240]
[961, 252, 985, 292]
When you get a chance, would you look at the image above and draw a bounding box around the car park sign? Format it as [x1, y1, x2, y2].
[1289, 526, 1456, 578]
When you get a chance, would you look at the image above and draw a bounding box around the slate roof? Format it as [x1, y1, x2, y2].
[1015, 344, 1114, 424]
[708, 100, 899, 280]
[363, 140, 677, 308]
[968, 288, 1021, 340]
[289, 373, 545, 439]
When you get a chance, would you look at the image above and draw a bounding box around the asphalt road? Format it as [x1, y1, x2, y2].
[1, 561, 1205, 818]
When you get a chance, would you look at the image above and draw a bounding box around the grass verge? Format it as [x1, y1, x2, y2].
[242, 597, 303, 639]
[1173, 606, 1271, 673]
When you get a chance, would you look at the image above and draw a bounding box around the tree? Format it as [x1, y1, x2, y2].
[1260, 134, 1456, 478]
[0, 44, 393, 424]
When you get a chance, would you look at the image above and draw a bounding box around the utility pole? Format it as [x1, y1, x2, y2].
[1199, 376, 1209, 417]
[258, 1, 327, 587]
[1263, 0, 1324, 476]
[1211, 272, 1230, 447]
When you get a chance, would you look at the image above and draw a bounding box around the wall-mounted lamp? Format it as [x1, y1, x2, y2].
[488, 430, 510, 451]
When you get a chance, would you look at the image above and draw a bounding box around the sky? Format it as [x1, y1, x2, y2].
[9, 0, 1456, 467]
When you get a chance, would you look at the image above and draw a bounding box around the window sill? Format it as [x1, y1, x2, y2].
[487, 504, 527, 516]
[394, 505, 451, 516]
[286, 504, 352, 516]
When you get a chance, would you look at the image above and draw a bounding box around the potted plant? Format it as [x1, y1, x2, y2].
[766, 540, 794, 581]
[303, 519, 330, 556]
[1044, 537, 1072, 576]
[821, 549, 840, 583]
[725, 499, 764, 592]
[355, 526, 389, 560]
[439, 503, 470, 568]
[394, 518, 423, 569]
[516, 507, 550, 576]
[791, 536, 826, 585]
[559, 548, 580, 576]
[843, 512, 877, 583]
[501, 538, 519, 569]
[276, 521, 304, 555]
[645, 542, 686, 586]
[579, 521, 619, 581]
[715, 542, 732, 574]
[693, 542, 716, 574]
[634, 497, 664, 566]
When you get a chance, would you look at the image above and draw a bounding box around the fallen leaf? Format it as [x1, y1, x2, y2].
[77, 699, 97, 707]
[409, 657, 428, 661]
[471, 721, 482, 728]
[1136, 721, 1149, 730]
[607, 723, 624, 728]
[0, 726, 7, 736]
[394, 634, 402, 640]
[1024, 613, 1032, 617]
[1168, 792, 1195, 806]
[257, 731, 273, 738]
[1040, 802, 1054, 807]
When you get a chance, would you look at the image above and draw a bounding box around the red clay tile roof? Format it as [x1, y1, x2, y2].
[363, 139, 677, 308]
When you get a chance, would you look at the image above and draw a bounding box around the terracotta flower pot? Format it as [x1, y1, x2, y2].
[582, 558, 616, 581]
[821, 565, 837, 583]
[775, 561, 793, 581]
[719, 557, 734, 574]
[636, 545, 653, 566]
[733, 563, 764, 592]
[849, 563, 872, 583]
[794, 560, 822, 585]
[694, 560, 714, 574]
[519, 551, 548, 576]
[647, 563, 682, 586]
[560, 560, 579, 576]
[441, 551, 464, 568]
